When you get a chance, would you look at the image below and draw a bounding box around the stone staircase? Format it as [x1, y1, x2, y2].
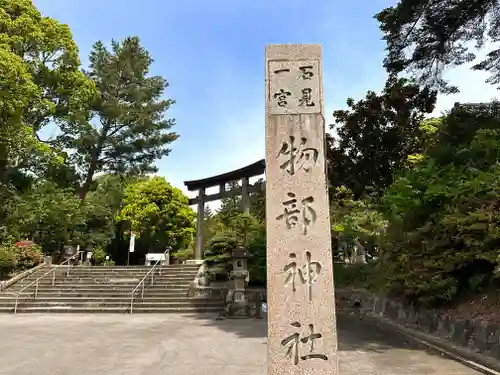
[0, 264, 225, 314]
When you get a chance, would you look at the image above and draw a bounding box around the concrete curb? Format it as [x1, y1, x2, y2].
[363, 312, 500, 375]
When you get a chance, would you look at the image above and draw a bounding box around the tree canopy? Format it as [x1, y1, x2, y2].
[57, 37, 178, 200]
[328, 76, 436, 197]
[116, 177, 196, 254]
[376, 0, 500, 92]
[0, 1, 186, 274]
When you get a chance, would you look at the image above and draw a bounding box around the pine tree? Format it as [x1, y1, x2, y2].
[58, 36, 178, 200]
[376, 0, 500, 92]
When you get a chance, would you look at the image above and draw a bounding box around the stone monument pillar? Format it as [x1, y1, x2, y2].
[265, 44, 339, 374]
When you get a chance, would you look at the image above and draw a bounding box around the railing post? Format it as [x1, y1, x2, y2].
[141, 281, 145, 299]
[150, 272, 154, 284]
[13, 251, 80, 316]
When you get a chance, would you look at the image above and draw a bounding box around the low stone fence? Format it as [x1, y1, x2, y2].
[336, 288, 500, 363]
[0, 263, 47, 291]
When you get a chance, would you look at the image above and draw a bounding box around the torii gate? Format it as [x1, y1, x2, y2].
[183, 159, 266, 263]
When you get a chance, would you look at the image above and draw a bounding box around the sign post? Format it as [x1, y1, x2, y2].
[127, 232, 135, 266]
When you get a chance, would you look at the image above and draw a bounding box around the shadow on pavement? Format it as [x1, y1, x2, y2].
[338, 312, 416, 352]
[190, 313, 267, 339]
[190, 310, 459, 359]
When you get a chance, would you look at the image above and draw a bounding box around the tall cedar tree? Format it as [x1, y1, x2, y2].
[376, 0, 500, 92]
[58, 37, 178, 200]
[328, 77, 436, 198]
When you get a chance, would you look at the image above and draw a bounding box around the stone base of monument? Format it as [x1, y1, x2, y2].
[216, 289, 264, 320]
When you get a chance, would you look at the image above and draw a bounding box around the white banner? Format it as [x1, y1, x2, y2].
[129, 233, 136, 253]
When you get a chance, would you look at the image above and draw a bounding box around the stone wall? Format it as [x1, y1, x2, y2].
[337, 288, 500, 361]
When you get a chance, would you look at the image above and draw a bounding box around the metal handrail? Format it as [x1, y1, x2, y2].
[14, 250, 82, 314]
[129, 248, 170, 314]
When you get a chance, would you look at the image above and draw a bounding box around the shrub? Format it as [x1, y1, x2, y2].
[14, 241, 43, 270]
[92, 246, 107, 265]
[172, 247, 194, 261]
[247, 223, 266, 286]
[204, 232, 238, 281]
[0, 246, 18, 278]
[333, 262, 377, 289]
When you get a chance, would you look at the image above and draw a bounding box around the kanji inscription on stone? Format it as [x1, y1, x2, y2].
[268, 59, 321, 115]
[284, 251, 322, 301]
[276, 192, 316, 235]
[277, 135, 319, 175]
[281, 321, 328, 365]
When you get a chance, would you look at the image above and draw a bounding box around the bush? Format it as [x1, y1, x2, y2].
[92, 246, 107, 265]
[0, 246, 17, 278]
[204, 232, 238, 281]
[247, 223, 266, 286]
[333, 262, 377, 289]
[172, 247, 194, 261]
[14, 241, 43, 270]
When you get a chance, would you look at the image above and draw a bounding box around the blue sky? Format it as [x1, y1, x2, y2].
[34, 0, 499, 206]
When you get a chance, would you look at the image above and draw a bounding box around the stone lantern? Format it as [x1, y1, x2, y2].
[228, 246, 250, 317]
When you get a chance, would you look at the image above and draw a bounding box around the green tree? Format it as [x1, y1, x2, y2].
[204, 232, 239, 280]
[249, 178, 266, 222]
[380, 102, 500, 306]
[116, 177, 196, 254]
[58, 37, 178, 200]
[0, 0, 95, 181]
[81, 174, 126, 249]
[216, 181, 243, 226]
[328, 77, 436, 198]
[5, 182, 86, 253]
[376, 0, 500, 92]
[330, 186, 387, 263]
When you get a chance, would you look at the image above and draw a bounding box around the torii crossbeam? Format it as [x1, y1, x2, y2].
[184, 159, 266, 262]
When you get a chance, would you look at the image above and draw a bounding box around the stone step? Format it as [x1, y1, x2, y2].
[0, 288, 188, 299]
[68, 269, 198, 274]
[2, 291, 187, 298]
[38, 277, 195, 283]
[20, 280, 191, 287]
[2, 286, 189, 294]
[18, 285, 191, 292]
[71, 274, 199, 277]
[2, 294, 188, 300]
[0, 284, 189, 295]
[20, 279, 192, 288]
[8, 300, 224, 309]
[62, 275, 196, 280]
[0, 306, 222, 314]
[0, 295, 199, 302]
[71, 267, 199, 271]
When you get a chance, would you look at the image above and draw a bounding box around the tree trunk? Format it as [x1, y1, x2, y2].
[79, 130, 107, 201]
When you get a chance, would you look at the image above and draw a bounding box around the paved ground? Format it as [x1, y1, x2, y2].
[0, 313, 482, 375]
